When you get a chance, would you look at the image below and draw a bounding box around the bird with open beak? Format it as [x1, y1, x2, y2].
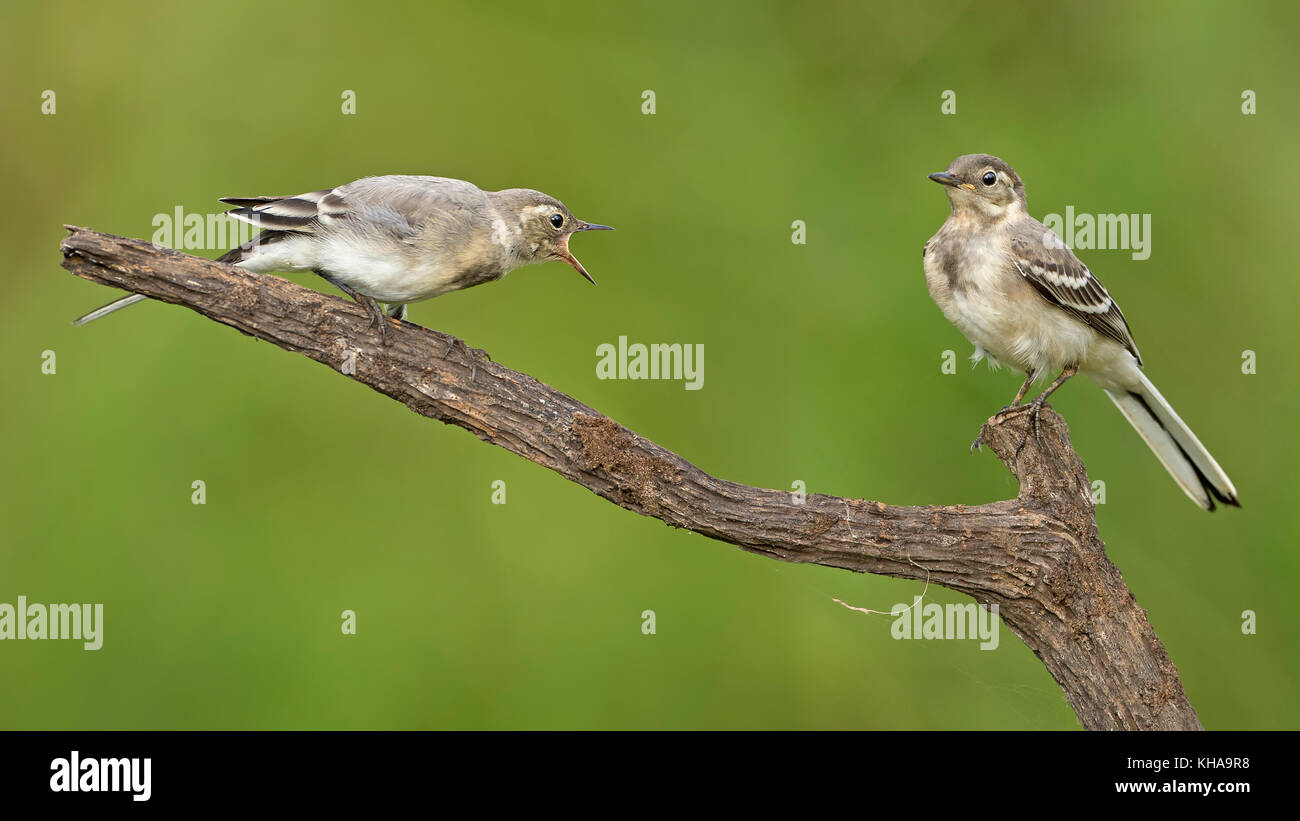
[73, 175, 614, 345]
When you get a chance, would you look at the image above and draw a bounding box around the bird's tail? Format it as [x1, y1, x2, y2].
[70, 293, 149, 326]
[71, 238, 266, 326]
[214, 232, 271, 264]
[1102, 371, 1239, 510]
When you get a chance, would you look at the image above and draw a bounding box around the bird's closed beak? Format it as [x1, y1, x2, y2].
[556, 221, 614, 285]
[929, 172, 976, 191]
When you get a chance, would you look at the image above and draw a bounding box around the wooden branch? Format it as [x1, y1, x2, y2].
[59, 226, 1202, 730]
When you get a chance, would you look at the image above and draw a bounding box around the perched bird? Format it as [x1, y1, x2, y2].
[923, 153, 1238, 510]
[72, 175, 613, 344]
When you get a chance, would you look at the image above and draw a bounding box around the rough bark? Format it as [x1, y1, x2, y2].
[59, 226, 1202, 730]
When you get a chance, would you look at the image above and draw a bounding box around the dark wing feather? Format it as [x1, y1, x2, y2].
[219, 189, 334, 232]
[1010, 223, 1142, 365]
[217, 196, 285, 207]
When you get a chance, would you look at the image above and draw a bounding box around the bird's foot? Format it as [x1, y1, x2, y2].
[441, 337, 492, 380]
[969, 401, 1042, 455]
[358, 295, 391, 346]
[1013, 395, 1052, 457]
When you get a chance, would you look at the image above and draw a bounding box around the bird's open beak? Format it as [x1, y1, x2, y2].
[557, 249, 596, 285]
[929, 172, 976, 191]
[555, 221, 613, 285]
[556, 236, 596, 285]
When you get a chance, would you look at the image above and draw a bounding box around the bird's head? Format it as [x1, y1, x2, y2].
[928, 154, 1027, 220]
[495, 189, 613, 284]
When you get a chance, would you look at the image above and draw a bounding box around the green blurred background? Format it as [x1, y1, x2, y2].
[2, 0, 1295, 729]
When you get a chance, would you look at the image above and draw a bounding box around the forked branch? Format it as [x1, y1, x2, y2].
[59, 227, 1201, 730]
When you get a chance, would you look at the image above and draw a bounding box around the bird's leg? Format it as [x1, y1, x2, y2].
[971, 371, 1034, 452]
[1036, 364, 1077, 400]
[314, 270, 361, 302]
[1013, 365, 1078, 456]
[313, 270, 391, 346]
[971, 366, 1077, 454]
[357, 294, 388, 345]
[1009, 371, 1035, 407]
[385, 303, 408, 322]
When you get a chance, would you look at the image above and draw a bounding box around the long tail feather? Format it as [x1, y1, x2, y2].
[1103, 373, 1238, 511]
[72, 233, 277, 325]
[70, 293, 149, 326]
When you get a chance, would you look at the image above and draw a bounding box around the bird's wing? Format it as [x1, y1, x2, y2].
[219, 189, 333, 232]
[1010, 221, 1142, 365]
[219, 176, 487, 239]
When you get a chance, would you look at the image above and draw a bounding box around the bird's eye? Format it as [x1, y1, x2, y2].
[550, 213, 564, 228]
[982, 171, 997, 186]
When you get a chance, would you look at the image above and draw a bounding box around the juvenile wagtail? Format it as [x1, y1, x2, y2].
[923, 153, 1238, 511]
[73, 175, 613, 344]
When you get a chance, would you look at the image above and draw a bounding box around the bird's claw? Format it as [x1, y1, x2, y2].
[971, 404, 1014, 453]
[359, 296, 390, 346]
[1005, 399, 1048, 458]
[441, 337, 492, 380]
[1019, 397, 1049, 456]
[970, 401, 1047, 456]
